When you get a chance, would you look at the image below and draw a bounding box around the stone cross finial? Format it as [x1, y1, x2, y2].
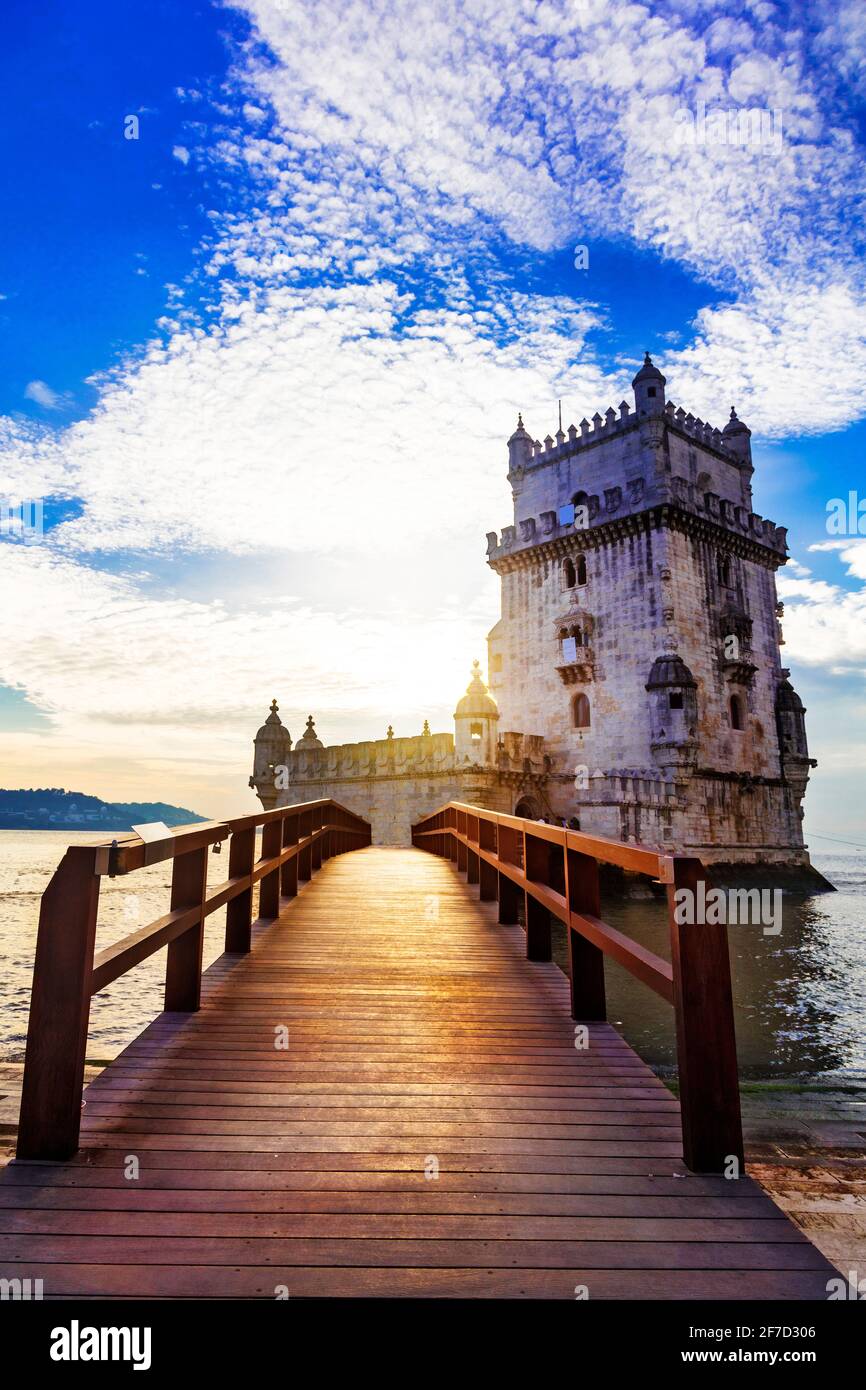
[386, 724, 394, 739]
[270, 699, 278, 714]
[422, 719, 431, 736]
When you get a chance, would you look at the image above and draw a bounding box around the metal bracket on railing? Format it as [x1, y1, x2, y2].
[107, 839, 119, 879]
[654, 855, 676, 885]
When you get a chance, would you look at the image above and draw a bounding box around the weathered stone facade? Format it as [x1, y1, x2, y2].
[250, 353, 820, 875]
[486, 354, 816, 870]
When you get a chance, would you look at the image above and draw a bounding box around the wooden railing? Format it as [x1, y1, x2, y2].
[412, 801, 743, 1175]
[16, 798, 371, 1161]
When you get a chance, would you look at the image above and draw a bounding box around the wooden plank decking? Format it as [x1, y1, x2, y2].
[1, 846, 836, 1299]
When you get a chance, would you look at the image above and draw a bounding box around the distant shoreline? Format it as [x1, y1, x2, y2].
[0, 787, 205, 833]
[0, 822, 178, 833]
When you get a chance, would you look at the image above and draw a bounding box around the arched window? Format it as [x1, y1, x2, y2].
[576, 554, 587, 586]
[718, 553, 732, 588]
[563, 558, 576, 589]
[730, 694, 743, 731]
[470, 722, 483, 743]
[573, 693, 591, 729]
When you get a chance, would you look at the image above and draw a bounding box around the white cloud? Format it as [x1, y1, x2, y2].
[808, 538, 866, 580]
[172, 145, 190, 164]
[8, 284, 612, 556]
[0, 543, 496, 812]
[24, 380, 63, 410]
[778, 551, 866, 669]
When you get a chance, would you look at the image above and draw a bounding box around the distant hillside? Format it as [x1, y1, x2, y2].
[0, 788, 206, 831]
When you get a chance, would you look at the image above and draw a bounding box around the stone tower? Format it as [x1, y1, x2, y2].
[485, 353, 820, 875]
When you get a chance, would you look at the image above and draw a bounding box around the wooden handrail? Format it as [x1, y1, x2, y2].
[412, 801, 743, 1175]
[16, 799, 371, 1161]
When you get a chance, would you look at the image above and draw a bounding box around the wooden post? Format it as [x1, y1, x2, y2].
[164, 846, 208, 1012]
[565, 847, 606, 1020]
[298, 810, 312, 881]
[524, 830, 552, 961]
[225, 826, 255, 952]
[281, 814, 299, 898]
[259, 818, 283, 920]
[479, 856, 498, 900]
[16, 847, 101, 1160]
[525, 895, 551, 960]
[479, 819, 498, 900]
[456, 836, 467, 873]
[311, 808, 323, 871]
[668, 857, 744, 1174]
[498, 873, 520, 923]
[497, 825, 521, 923]
[467, 847, 479, 885]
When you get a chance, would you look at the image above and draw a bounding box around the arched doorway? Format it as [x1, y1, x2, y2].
[514, 796, 541, 820]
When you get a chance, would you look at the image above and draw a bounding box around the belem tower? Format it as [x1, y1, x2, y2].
[250, 353, 824, 884]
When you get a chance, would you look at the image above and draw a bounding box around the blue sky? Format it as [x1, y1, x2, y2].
[1, 0, 865, 840]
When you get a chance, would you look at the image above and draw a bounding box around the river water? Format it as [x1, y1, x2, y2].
[0, 830, 863, 1079]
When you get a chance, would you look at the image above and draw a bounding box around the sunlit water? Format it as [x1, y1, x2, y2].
[0, 830, 863, 1079]
[0, 830, 239, 1063]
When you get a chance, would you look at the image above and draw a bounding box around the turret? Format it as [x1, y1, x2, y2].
[646, 655, 698, 772]
[250, 699, 292, 810]
[507, 413, 533, 476]
[722, 406, 752, 463]
[454, 660, 499, 766]
[775, 677, 815, 803]
[632, 352, 666, 418]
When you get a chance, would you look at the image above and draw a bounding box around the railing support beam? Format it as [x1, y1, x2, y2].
[259, 818, 283, 920]
[668, 858, 744, 1174]
[281, 814, 299, 898]
[164, 846, 208, 1012]
[16, 848, 100, 1160]
[565, 848, 606, 1020]
[225, 826, 255, 952]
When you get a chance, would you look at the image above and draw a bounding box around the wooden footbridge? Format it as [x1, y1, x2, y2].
[2, 800, 835, 1298]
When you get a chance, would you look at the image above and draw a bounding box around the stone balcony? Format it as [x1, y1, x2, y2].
[556, 648, 596, 685]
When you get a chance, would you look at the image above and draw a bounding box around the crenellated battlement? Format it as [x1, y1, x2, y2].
[495, 355, 778, 568]
[514, 398, 745, 472]
[289, 729, 455, 780]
